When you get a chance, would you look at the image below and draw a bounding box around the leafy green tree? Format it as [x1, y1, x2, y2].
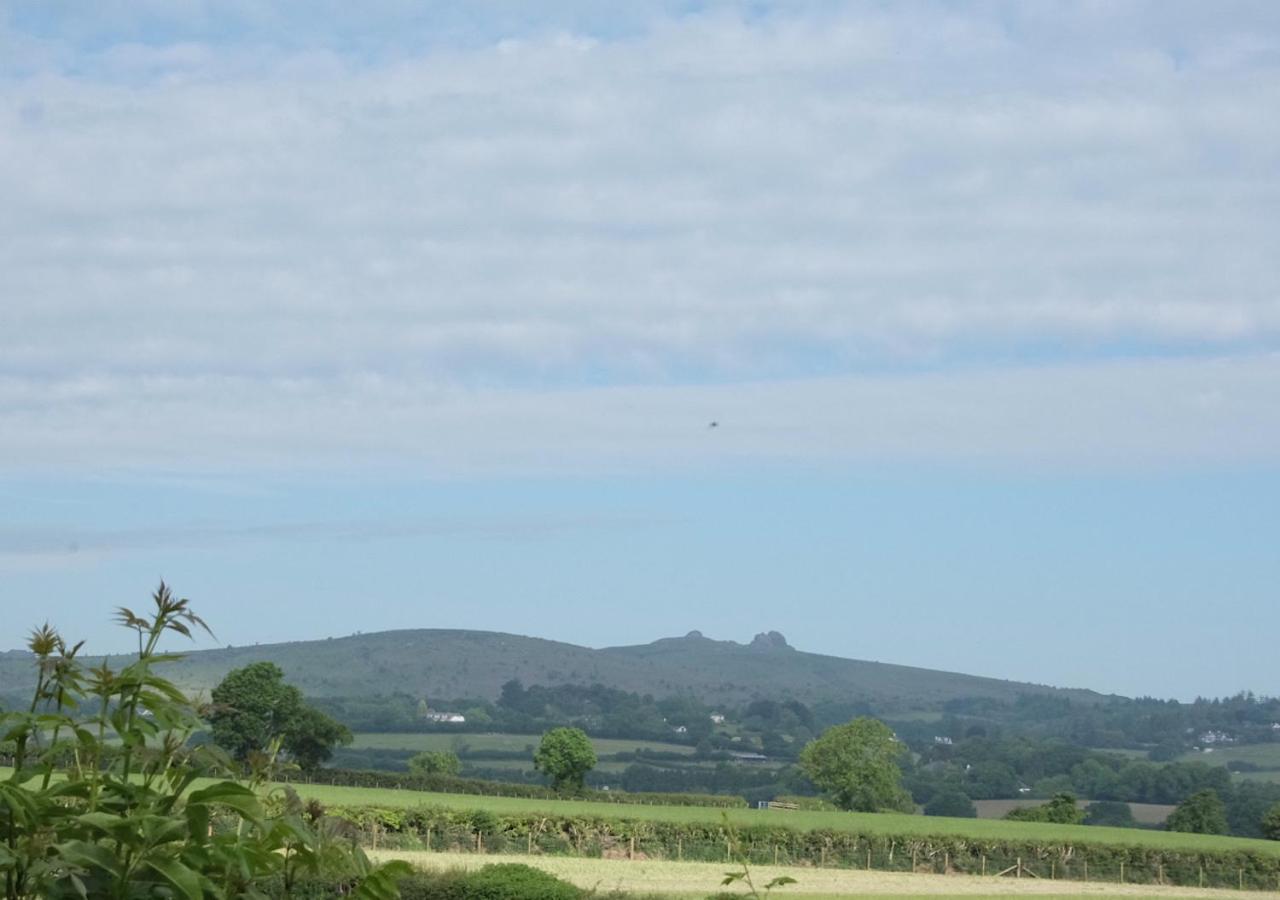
[798, 717, 912, 812]
[1261, 803, 1280, 840]
[284, 704, 353, 771]
[209, 661, 304, 762]
[409, 750, 462, 777]
[1084, 799, 1136, 827]
[1166, 789, 1228, 835]
[533, 727, 597, 791]
[0, 582, 408, 898]
[209, 660, 349, 770]
[1006, 792, 1085, 824]
[924, 789, 977, 818]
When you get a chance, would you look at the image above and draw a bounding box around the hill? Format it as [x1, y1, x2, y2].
[0, 627, 1102, 711]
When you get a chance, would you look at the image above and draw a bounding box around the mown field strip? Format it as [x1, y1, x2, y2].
[348, 732, 696, 755]
[290, 782, 1280, 857]
[370, 850, 1253, 898]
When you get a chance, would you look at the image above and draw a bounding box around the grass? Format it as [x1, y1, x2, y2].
[289, 782, 1280, 857]
[349, 732, 696, 756]
[373, 851, 1249, 898]
[1177, 744, 1280, 770]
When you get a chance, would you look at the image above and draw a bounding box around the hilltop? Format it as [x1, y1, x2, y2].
[0, 628, 1103, 710]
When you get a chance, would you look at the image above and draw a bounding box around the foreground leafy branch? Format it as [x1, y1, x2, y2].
[0, 582, 409, 899]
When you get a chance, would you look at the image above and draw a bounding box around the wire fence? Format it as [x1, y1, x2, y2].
[356, 823, 1280, 892]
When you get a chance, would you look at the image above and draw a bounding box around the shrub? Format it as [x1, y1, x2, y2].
[456, 864, 581, 900]
[924, 789, 977, 818]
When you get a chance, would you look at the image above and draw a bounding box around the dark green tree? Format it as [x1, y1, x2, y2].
[533, 727, 597, 791]
[209, 660, 349, 770]
[1006, 792, 1084, 824]
[1261, 803, 1280, 840]
[209, 661, 303, 761]
[798, 717, 912, 812]
[409, 749, 462, 777]
[284, 704, 352, 770]
[1166, 789, 1228, 835]
[1084, 799, 1136, 827]
[924, 789, 977, 818]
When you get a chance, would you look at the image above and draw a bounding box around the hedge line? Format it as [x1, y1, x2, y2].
[280, 768, 746, 808]
[326, 804, 1280, 892]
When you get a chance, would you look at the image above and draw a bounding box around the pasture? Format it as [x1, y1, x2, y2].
[349, 732, 696, 756]
[289, 782, 1280, 857]
[973, 801, 1174, 826]
[372, 850, 1255, 898]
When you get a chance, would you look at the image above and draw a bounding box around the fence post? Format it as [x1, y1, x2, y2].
[820, 847, 826, 868]
[912, 849, 917, 872]
[426, 827, 431, 851]
[868, 848, 873, 872]
[774, 845, 779, 865]
[677, 837, 682, 861]
[944, 852, 949, 874]
[1083, 858, 1087, 882]
[981, 856, 986, 877]
[629, 836, 635, 860]
[1016, 857, 1021, 879]
[1199, 865, 1204, 888]
[1119, 862, 1124, 884]
[1050, 861, 1055, 880]
[1239, 868, 1244, 890]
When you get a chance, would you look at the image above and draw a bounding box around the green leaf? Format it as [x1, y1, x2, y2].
[144, 856, 204, 900]
[54, 840, 124, 878]
[187, 781, 263, 822]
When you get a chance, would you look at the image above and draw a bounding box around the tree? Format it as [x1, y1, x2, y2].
[208, 660, 349, 770]
[409, 750, 462, 777]
[209, 661, 304, 761]
[1006, 793, 1085, 824]
[798, 717, 912, 812]
[1262, 803, 1280, 841]
[924, 789, 977, 818]
[285, 704, 353, 771]
[1084, 800, 1136, 828]
[533, 727, 597, 791]
[1167, 789, 1228, 835]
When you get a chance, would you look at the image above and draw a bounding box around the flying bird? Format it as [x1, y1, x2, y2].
[708, 421, 719, 428]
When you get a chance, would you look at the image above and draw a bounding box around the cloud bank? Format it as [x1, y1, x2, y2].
[2, 2, 1277, 472]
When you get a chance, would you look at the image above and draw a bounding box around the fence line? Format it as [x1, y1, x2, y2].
[352, 822, 1280, 892]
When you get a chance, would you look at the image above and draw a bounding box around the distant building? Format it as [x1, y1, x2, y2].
[423, 712, 466, 724]
[673, 725, 688, 734]
[729, 751, 768, 763]
[710, 713, 726, 725]
[1198, 730, 1234, 745]
[933, 736, 953, 745]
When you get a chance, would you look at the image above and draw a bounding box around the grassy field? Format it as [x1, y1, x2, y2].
[349, 732, 696, 756]
[973, 801, 1174, 826]
[1178, 745, 1280, 769]
[288, 782, 1280, 857]
[372, 850, 1253, 898]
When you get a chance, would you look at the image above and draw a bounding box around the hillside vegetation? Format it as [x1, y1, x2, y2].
[0, 628, 1103, 710]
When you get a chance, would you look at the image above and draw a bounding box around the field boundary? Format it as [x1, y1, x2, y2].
[326, 803, 1280, 892]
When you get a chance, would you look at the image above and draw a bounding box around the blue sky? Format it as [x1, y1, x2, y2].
[1, 2, 1278, 699]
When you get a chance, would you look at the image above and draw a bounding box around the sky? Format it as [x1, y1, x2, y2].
[1, 1, 1278, 700]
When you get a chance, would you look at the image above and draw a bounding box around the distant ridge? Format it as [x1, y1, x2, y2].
[0, 628, 1106, 710]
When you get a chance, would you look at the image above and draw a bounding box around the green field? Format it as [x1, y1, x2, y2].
[349, 732, 696, 756]
[1178, 744, 1280, 770]
[373, 850, 1235, 899]
[289, 782, 1280, 857]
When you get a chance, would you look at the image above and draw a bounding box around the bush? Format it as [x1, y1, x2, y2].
[924, 789, 976, 818]
[454, 864, 581, 900]
[1085, 800, 1136, 828]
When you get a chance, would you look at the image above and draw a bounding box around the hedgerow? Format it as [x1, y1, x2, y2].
[277, 768, 746, 808]
[326, 803, 1280, 891]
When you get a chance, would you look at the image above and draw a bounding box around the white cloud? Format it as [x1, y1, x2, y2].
[1, 3, 1277, 470]
[2, 355, 1277, 474]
